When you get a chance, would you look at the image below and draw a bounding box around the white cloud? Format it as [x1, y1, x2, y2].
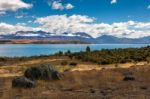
[15, 13, 37, 19]
[50, 1, 74, 10]
[16, 22, 27, 26]
[35, 14, 150, 38]
[16, 15, 24, 19]
[111, 0, 117, 4]
[0, 23, 36, 35]
[28, 20, 32, 23]
[0, 11, 5, 15]
[51, 1, 64, 10]
[0, 0, 33, 14]
[65, 3, 74, 9]
[148, 5, 150, 9]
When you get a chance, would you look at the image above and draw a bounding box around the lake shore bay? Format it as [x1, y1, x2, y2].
[0, 46, 150, 98]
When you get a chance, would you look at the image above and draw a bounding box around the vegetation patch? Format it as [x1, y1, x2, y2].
[72, 46, 150, 65]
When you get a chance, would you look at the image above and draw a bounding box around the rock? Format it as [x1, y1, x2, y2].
[12, 77, 35, 88]
[24, 64, 61, 80]
[90, 89, 95, 93]
[123, 75, 135, 81]
[140, 86, 147, 90]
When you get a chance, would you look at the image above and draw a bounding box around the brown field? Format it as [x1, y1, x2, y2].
[0, 57, 150, 99]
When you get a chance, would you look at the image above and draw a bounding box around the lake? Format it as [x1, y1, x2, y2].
[0, 44, 149, 57]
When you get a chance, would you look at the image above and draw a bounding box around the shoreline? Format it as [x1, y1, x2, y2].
[0, 44, 149, 58]
[0, 39, 90, 44]
[0, 39, 150, 44]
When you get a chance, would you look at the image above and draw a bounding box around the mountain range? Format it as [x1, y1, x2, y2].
[0, 31, 150, 44]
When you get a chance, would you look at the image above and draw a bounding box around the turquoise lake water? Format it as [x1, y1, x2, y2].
[0, 44, 149, 57]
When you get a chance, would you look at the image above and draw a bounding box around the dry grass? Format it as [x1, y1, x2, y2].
[0, 65, 150, 99]
[0, 56, 148, 78]
[0, 57, 150, 99]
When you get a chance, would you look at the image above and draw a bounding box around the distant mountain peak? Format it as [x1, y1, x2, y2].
[74, 32, 92, 38]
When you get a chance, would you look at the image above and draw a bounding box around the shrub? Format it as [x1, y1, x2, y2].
[0, 58, 6, 62]
[61, 61, 68, 66]
[65, 50, 71, 55]
[68, 55, 74, 59]
[12, 76, 35, 88]
[69, 62, 77, 66]
[24, 64, 61, 80]
[58, 51, 63, 56]
[98, 60, 110, 65]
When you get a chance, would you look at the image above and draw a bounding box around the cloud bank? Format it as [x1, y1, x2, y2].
[1, 14, 150, 39]
[35, 14, 150, 38]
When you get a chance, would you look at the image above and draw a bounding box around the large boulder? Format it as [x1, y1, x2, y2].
[24, 64, 61, 80]
[12, 77, 35, 88]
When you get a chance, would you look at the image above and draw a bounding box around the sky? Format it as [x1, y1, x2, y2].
[0, 0, 150, 38]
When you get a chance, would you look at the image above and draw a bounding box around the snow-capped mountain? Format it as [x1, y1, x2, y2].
[1, 31, 150, 44]
[15, 31, 49, 37]
[0, 31, 95, 43]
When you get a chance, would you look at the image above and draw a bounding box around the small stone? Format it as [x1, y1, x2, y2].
[123, 75, 135, 81]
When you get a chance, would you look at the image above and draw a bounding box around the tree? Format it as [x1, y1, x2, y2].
[86, 46, 91, 52]
[67, 50, 71, 54]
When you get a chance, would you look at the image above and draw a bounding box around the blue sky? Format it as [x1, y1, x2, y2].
[1, 0, 150, 24]
[0, 0, 150, 38]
